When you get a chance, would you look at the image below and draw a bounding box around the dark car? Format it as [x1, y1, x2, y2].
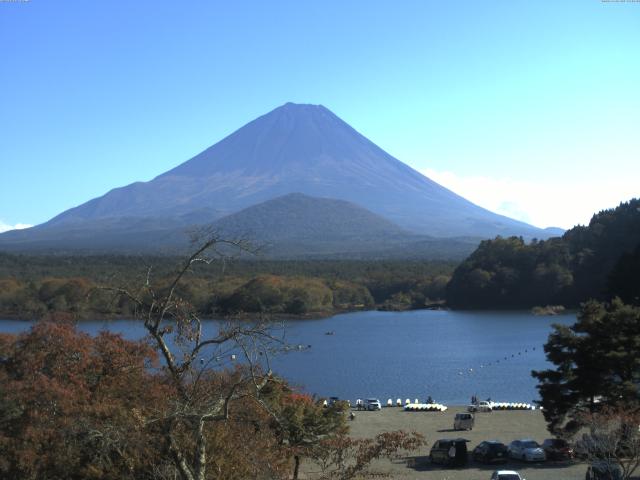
[429, 438, 470, 467]
[542, 438, 574, 460]
[472, 440, 509, 464]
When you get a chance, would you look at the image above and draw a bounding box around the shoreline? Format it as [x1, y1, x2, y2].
[0, 303, 451, 323]
[0, 304, 577, 323]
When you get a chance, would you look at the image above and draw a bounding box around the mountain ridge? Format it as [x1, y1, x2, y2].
[0, 102, 560, 255]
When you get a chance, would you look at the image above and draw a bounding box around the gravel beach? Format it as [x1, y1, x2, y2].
[304, 406, 588, 480]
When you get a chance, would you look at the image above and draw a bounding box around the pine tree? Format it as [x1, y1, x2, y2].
[532, 299, 640, 434]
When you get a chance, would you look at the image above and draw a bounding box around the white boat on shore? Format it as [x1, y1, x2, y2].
[403, 403, 448, 412]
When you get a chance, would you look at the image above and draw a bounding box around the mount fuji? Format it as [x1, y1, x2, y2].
[0, 103, 556, 256]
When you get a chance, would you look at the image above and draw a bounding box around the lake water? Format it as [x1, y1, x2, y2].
[0, 309, 575, 405]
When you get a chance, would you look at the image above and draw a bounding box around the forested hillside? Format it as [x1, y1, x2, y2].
[0, 255, 454, 319]
[446, 198, 640, 309]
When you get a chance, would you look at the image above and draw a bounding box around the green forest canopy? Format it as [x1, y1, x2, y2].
[0, 256, 454, 319]
[446, 198, 640, 309]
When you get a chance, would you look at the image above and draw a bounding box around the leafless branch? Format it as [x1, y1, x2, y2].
[102, 230, 283, 480]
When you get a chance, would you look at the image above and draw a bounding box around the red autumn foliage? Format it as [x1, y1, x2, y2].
[284, 392, 314, 405]
[0, 321, 170, 480]
[0, 320, 294, 480]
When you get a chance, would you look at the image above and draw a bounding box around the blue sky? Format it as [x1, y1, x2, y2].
[1, 0, 638, 231]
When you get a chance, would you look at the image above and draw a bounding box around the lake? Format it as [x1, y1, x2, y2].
[0, 309, 575, 405]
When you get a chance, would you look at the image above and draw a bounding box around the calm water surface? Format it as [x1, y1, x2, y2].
[0, 309, 575, 405]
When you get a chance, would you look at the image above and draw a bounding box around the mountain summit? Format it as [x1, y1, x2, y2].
[1, 103, 554, 254]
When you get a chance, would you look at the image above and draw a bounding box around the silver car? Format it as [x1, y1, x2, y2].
[365, 398, 382, 411]
[468, 401, 493, 412]
[508, 439, 546, 462]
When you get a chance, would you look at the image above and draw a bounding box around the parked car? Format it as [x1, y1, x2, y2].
[429, 438, 470, 466]
[508, 439, 546, 462]
[454, 412, 475, 430]
[490, 470, 525, 480]
[542, 438, 574, 460]
[468, 401, 493, 412]
[365, 398, 382, 411]
[585, 460, 623, 480]
[473, 441, 509, 463]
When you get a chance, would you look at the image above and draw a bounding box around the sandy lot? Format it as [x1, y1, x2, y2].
[304, 406, 589, 480]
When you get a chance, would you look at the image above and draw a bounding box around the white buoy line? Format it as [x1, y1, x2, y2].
[454, 345, 541, 377]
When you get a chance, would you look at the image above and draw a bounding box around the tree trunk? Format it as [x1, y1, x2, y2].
[293, 455, 301, 480]
[168, 436, 195, 480]
[195, 419, 207, 480]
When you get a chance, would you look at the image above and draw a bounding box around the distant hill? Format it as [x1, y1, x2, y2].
[211, 193, 481, 259]
[445, 198, 640, 308]
[213, 193, 408, 242]
[543, 227, 565, 236]
[0, 102, 556, 255]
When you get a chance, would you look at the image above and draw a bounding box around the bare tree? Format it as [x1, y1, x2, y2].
[109, 231, 284, 480]
[576, 407, 640, 480]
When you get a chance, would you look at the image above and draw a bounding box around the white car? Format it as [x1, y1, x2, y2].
[453, 412, 475, 430]
[491, 470, 525, 480]
[508, 439, 546, 462]
[365, 398, 382, 411]
[468, 401, 493, 412]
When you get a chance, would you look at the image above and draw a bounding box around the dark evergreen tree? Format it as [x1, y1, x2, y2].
[608, 243, 640, 306]
[532, 299, 640, 434]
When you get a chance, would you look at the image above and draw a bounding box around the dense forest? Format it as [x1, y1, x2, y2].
[0, 255, 454, 319]
[446, 198, 640, 309]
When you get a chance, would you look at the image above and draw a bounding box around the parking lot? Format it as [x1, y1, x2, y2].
[305, 406, 589, 480]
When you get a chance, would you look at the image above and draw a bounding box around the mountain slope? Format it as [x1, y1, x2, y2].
[0, 216, 187, 254]
[0, 193, 481, 259]
[40, 102, 549, 239]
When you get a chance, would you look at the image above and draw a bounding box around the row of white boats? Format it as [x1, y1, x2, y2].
[488, 402, 537, 410]
[401, 401, 538, 411]
[323, 398, 538, 412]
[401, 401, 537, 411]
[403, 403, 448, 412]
